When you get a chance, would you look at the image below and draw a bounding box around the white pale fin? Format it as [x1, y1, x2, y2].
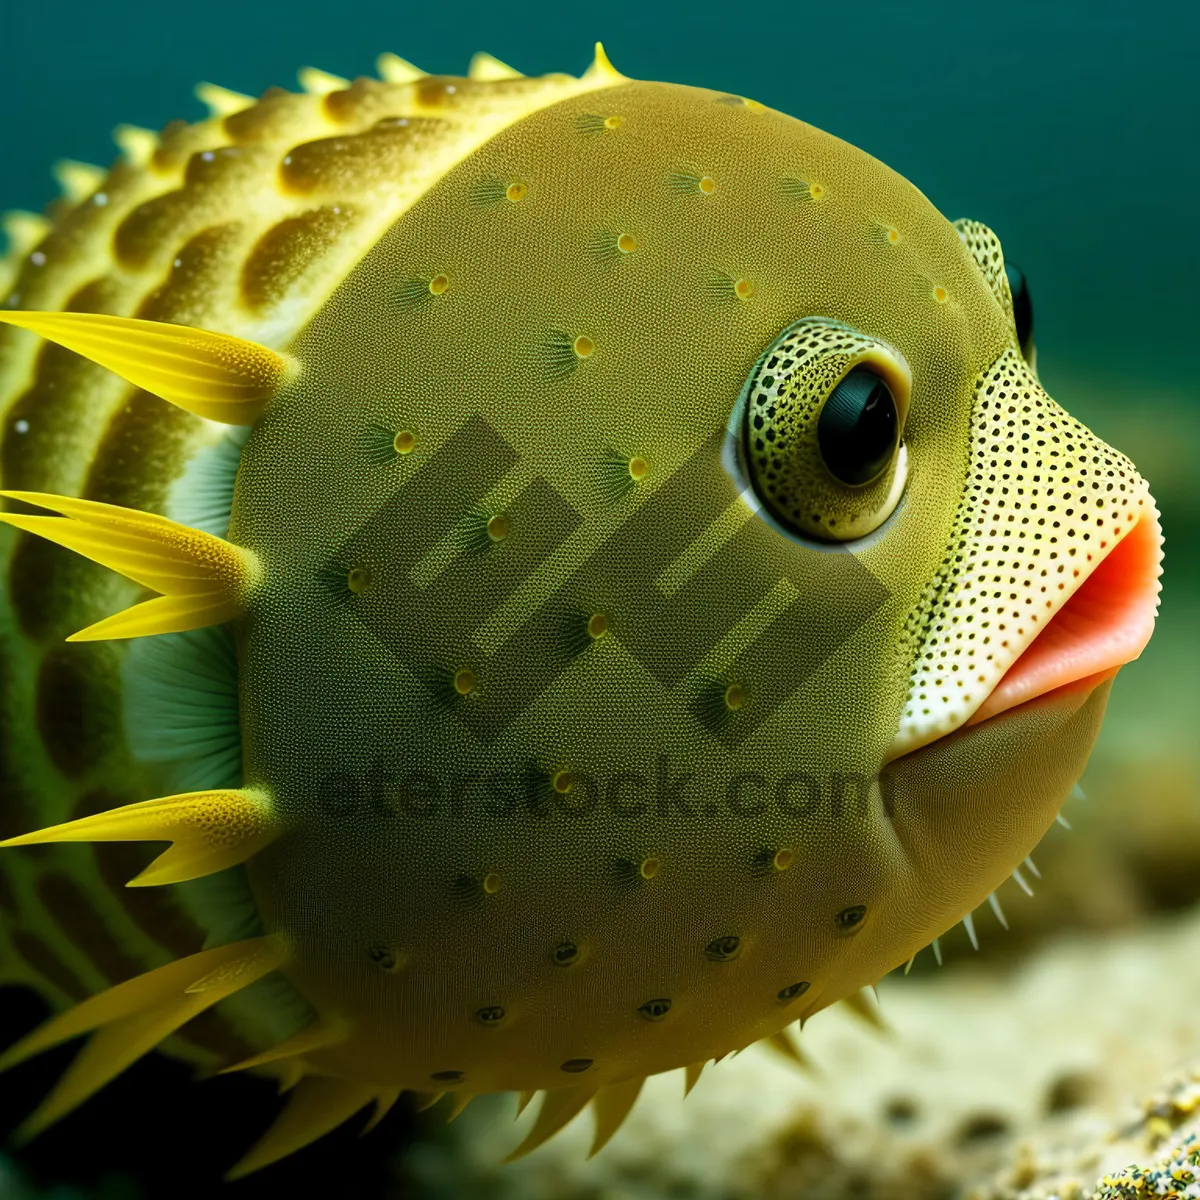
[1057, 813, 1073, 830]
[227, 1077, 382, 1179]
[1012, 867, 1035, 897]
[963, 912, 980, 951]
[1024, 854, 1042, 879]
[589, 1076, 645, 1157]
[987, 892, 1009, 930]
[1071, 783, 1086, 800]
[504, 1085, 598, 1162]
[932, 937, 944, 966]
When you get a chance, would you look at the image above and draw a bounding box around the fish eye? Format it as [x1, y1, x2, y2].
[1005, 261, 1034, 360]
[739, 317, 911, 544]
[817, 366, 899, 487]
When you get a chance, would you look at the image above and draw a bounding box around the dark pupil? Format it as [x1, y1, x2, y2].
[816, 366, 897, 486]
[1005, 262, 1034, 355]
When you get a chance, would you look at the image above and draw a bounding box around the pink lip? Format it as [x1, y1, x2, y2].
[967, 505, 1164, 727]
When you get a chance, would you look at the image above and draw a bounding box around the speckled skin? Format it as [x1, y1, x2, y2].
[0, 51, 1158, 1161]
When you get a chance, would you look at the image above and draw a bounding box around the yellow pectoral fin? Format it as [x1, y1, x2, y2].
[0, 491, 258, 641]
[0, 788, 279, 886]
[0, 310, 290, 425]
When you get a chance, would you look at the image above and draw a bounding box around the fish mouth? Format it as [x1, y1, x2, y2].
[890, 501, 1164, 760]
[963, 503, 1163, 728]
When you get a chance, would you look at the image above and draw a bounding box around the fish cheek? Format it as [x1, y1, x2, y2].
[880, 678, 1112, 946]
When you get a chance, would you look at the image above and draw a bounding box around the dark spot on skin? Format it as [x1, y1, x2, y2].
[705, 935, 741, 962]
[431, 1070, 464, 1083]
[834, 905, 867, 935]
[638, 998, 672, 1021]
[956, 1112, 1011, 1143]
[777, 981, 810, 1003]
[560, 1059, 593, 1073]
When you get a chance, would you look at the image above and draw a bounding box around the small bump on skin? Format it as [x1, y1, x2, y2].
[573, 335, 595, 359]
[667, 172, 716, 195]
[617, 232, 637, 254]
[453, 668, 476, 696]
[368, 945, 404, 972]
[777, 981, 811, 1004]
[587, 612, 608, 639]
[724, 683, 745, 711]
[705, 935, 741, 962]
[486, 513, 510, 541]
[628, 456, 649, 481]
[428, 273, 449, 295]
[482, 873, 502, 895]
[639, 856, 660, 880]
[552, 769, 573, 794]
[835, 905, 868, 935]
[505, 181, 527, 202]
[638, 998, 671, 1021]
[346, 567, 372, 594]
[734, 278, 755, 301]
[393, 429, 416, 454]
[773, 848, 794, 871]
[932, 285, 949, 304]
[552, 941, 580, 968]
[886, 227, 900, 244]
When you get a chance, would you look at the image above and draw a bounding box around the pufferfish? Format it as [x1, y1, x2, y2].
[0, 43, 1164, 1176]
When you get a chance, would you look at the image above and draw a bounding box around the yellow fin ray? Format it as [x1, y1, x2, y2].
[0, 310, 288, 424]
[469, 52, 522, 81]
[588, 1076, 644, 1157]
[2, 212, 50, 258]
[52, 160, 106, 205]
[504, 1085, 598, 1162]
[763, 1027, 817, 1072]
[0, 787, 277, 886]
[4, 936, 288, 1139]
[413, 1090, 445, 1112]
[112, 125, 158, 166]
[220, 1018, 347, 1075]
[841, 986, 890, 1035]
[195, 82, 254, 117]
[298, 66, 350, 94]
[360, 1089, 401, 1136]
[376, 52, 424, 82]
[683, 1060, 706, 1096]
[0, 491, 258, 641]
[227, 1077, 384, 1179]
[582, 41, 623, 82]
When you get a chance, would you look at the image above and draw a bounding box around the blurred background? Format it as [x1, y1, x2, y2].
[0, 0, 1197, 1196]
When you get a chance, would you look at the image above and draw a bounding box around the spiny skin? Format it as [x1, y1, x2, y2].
[0, 47, 1161, 1169]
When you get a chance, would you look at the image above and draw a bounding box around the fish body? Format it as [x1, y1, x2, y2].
[0, 46, 1162, 1173]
